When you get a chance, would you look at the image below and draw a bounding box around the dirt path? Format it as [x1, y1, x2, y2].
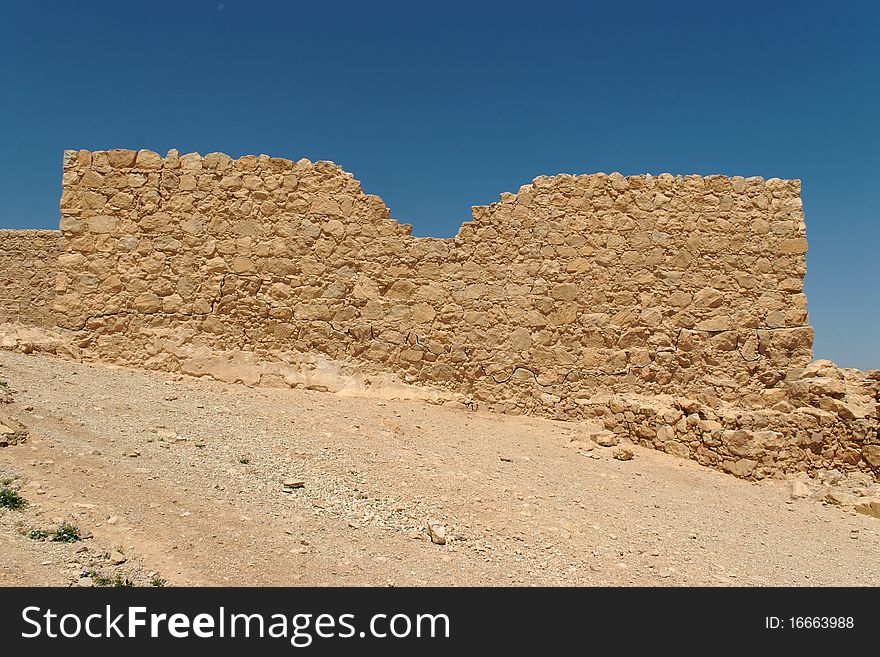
[1, 350, 878, 586]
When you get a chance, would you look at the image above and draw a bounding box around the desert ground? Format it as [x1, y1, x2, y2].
[1, 349, 878, 587]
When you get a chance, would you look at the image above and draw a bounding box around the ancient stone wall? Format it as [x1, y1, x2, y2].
[55, 148, 813, 411]
[0, 148, 875, 481]
[0, 230, 61, 326]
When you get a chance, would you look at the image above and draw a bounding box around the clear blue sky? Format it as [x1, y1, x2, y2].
[2, 1, 878, 369]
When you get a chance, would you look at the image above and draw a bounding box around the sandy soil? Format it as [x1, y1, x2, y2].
[1, 350, 878, 587]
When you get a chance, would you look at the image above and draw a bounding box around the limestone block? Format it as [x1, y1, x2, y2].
[863, 446, 880, 469]
[108, 149, 137, 168]
[694, 317, 730, 332]
[135, 149, 164, 170]
[133, 292, 162, 313]
[778, 238, 808, 254]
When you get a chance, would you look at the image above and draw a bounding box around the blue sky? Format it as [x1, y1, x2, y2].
[2, 1, 878, 368]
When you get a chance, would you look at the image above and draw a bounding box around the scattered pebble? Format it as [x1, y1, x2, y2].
[427, 520, 447, 545]
[612, 447, 634, 461]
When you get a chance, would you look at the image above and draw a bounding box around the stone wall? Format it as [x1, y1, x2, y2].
[6, 147, 868, 481]
[0, 230, 61, 326]
[55, 149, 812, 409]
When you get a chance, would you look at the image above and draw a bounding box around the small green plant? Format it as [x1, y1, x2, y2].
[27, 529, 49, 540]
[51, 522, 81, 543]
[87, 570, 133, 587]
[88, 570, 112, 586]
[239, 457, 250, 464]
[111, 574, 134, 587]
[150, 575, 167, 587]
[0, 486, 27, 510]
[195, 443, 206, 449]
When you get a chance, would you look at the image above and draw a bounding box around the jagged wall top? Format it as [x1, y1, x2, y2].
[62, 148, 804, 242]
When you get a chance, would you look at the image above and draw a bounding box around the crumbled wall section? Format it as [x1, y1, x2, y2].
[0, 147, 868, 481]
[55, 148, 813, 413]
[0, 230, 61, 326]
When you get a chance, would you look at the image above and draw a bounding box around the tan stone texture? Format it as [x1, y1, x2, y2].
[54, 151, 814, 401]
[0, 230, 61, 326]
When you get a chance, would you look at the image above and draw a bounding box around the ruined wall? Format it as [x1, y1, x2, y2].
[55, 148, 813, 411]
[0, 230, 61, 326]
[0, 147, 872, 481]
